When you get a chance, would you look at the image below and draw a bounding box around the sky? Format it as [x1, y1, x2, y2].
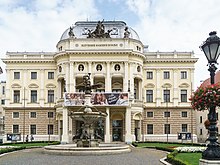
[0, 0, 220, 89]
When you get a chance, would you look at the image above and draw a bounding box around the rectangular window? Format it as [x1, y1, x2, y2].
[13, 125, 19, 133]
[31, 90, 37, 103]
[48, 112, 54, 118]
[30, 125, 36, 135]
[147, 112, 153, 117]
[164, 111, 170, 117]
[31, 72, 37, 79]
[1, 99, 5, 105]
[48, 90, 54, 103]
[146, 90, 153, 102]
[200, 116, 202, 123]
[2, 86, 5, 95]
[182, 124, 188, 132]
[164, 71, 170, 79]
[48, 72, 54, 79]
[164, 124, 170, 134]
[200, 129, 203, 135]
[181, 71, 187, 79]
[181, 90, 187, 102]
[147, 124, 153, 134]
[14, 72, 20, 79]
[164, 90, 170, 102]
[30, 112, 36, 118]
[146, 71, 153, 79]
[182, 111, 187, 117]
[14, 90, 20, 103]
[13, 112, 19, 118]
[48, 124, 53, 135]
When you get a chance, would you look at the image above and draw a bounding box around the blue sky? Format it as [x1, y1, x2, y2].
[0, 0, 220, 88]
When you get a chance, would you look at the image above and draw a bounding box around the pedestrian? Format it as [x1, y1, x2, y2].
[26, 135, 29, 143]
[30, 135, 34, 142]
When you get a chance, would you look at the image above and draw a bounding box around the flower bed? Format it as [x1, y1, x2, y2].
[175, 147, 206, 153]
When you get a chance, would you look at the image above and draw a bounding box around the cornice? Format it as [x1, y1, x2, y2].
[145, 58, 198, 63]
[3, 59, 55, 64]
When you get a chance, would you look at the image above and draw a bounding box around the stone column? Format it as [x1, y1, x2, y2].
[105, 62, 111, 92]
[123, 62, 129, 92]
[129, 63, 134, 99]
[125, 107, 133, 143]
[156, 69, 161, 106]
[68, 116, 72, 141]
[173, 69, 178, 106]
[65, 63, 70, 92]
[61, 107, 69, 144]
[69, 62, 74, 92]
[40, 69, 44, 106]
[105, 107, 111, 143]
[23, 70, 28, 105]
[5, 69, 10, 106]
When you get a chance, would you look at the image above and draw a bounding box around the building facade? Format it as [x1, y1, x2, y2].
[2, 21, 198, 143]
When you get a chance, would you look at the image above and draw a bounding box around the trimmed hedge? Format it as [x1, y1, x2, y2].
[167, 150, 190, 165]
[0, 146, 26, 155]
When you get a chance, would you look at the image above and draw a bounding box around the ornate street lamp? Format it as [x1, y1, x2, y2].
[200, 31, 220, 160]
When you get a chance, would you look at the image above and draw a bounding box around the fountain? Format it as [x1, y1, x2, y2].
[70, 73, 107, 147]
[44, 73, 131, 155]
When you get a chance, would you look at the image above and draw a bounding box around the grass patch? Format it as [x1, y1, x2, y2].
[0, 141, 60, 148]
[175, 153, 202, 165]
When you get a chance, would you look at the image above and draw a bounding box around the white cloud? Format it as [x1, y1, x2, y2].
[0, 0, 100, 79]
[0, 0, 219, 88]
[123, 0, 220, 88]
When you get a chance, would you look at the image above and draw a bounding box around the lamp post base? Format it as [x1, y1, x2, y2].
[202, 146, 220, 160]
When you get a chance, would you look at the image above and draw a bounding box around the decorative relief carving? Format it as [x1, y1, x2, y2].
[179, 83, 190, 88]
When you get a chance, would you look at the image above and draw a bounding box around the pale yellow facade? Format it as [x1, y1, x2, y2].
[1, 21, 198, 143]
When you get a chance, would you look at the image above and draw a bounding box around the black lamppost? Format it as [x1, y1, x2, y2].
[200, 31, 220, 160]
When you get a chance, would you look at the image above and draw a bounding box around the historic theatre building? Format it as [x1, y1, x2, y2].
[2, 20, 198, 143]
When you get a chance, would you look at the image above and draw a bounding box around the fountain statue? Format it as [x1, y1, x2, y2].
[70, 73, 107, 147]
[44, 73, 131, 155]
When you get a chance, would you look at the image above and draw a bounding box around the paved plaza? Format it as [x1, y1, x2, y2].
[0, 147, 167, 165]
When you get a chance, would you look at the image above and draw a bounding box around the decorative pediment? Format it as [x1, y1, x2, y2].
[179, 83, 190, 88]
[46, 83, 56, 88]
[144, 83, 155, 88]
[11, 83, 21, 88]
[28, 83, 39, 88]
[162, 83, 172, 88]
[133, 112, 142, 120]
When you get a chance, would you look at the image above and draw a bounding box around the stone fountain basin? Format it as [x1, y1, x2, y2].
[72, 111, 107, 122]
[44, 143, 131, 156]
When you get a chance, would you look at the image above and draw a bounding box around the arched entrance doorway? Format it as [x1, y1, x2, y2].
[133, 113, 142, 141]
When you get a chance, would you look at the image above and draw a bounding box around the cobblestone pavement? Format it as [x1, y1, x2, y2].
[0, 147, 167, 165]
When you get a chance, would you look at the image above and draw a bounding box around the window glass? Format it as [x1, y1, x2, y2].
[164, 71, 170, 79]
[31, 90, 37, 103]
[48, 72, 54, 79]
[146, 71, 153, 79]
[14, 72, 20, 79]
[146, 90, 153, 102]
[31, 72, 37, 79]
